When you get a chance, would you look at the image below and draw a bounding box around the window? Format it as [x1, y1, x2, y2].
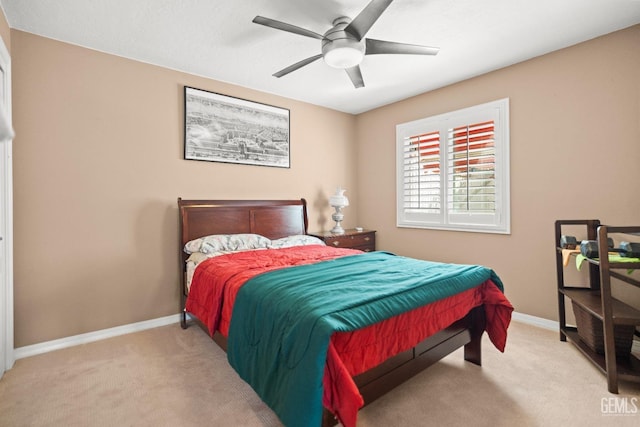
[396, 98, 510, 234]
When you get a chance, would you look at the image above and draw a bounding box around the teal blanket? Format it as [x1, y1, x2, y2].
[227, 251, 502, 427]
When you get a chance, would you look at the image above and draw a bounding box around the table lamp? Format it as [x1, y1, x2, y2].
[329, 187, 349, 234]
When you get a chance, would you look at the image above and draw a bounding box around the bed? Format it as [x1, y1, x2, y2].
[178, 198, 513, 427]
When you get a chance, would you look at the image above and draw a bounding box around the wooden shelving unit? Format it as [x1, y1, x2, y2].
[556, 220, 640, 393]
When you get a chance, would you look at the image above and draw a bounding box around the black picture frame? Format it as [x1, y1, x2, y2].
[184, 86, 290, 168]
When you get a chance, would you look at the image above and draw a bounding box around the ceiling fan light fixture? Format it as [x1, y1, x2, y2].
[322, 39, 365, 69]
[253, 1, 439, 88]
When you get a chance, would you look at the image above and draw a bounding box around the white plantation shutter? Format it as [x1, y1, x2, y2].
[402, 130, 441, 214]
[397, 99, 510, 234]
[447, 121, 495, 213]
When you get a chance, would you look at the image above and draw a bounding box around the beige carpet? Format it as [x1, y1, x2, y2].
[1, 321, 639, 427]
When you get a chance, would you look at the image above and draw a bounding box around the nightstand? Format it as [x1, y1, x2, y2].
[309, 229, 376, 252]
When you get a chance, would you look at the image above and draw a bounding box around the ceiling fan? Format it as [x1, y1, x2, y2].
[252, 0, 439, 88]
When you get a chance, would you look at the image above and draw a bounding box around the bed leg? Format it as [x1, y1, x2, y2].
[464, 336, 481, 365]
[464, 307, 485, 366]
[181, 309, 188, 329]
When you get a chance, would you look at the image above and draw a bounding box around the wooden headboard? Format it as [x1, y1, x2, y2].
[178, 198, 308, 267]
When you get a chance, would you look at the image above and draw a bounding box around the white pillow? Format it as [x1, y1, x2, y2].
[184, 233, 271, 255]
[268, 235, 326, 249]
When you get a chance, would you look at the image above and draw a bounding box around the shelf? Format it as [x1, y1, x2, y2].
[560, 288, 640, 325]
[555, 220, 640, 393]
[561, 328, 640, 383]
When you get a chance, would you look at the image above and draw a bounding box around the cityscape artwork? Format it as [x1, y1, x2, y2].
[184, 86, 290, 168]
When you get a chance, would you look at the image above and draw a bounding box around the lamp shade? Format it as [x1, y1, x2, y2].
[329, 188, 349, 207]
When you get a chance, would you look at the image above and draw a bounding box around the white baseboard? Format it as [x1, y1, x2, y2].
[13, 314, 182, 360]
[12, 310, 557, 361]
[511, 311, 558, 331]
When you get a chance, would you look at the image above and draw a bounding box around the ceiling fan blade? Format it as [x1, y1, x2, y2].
[365, 38, 440, 56]
[344, 0, 394, 40]
[253, 16, 325, 40]
[273, 54, 323, 78]
[345, 66, 365, 88]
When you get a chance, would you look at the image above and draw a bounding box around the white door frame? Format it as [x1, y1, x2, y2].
[0, 35, 14, 375]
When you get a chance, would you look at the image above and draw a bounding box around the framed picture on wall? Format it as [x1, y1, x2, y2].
[184, 86, 290, 168]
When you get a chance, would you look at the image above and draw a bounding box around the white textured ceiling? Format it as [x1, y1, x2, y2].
[2, 0, 640, 114]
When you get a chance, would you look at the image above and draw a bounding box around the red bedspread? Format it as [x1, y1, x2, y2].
[186, 246, 513, 427]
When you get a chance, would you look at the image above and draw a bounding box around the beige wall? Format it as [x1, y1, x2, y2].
[356, 25, 640, 321]
[11, 31, 357, 347]
[9, 23, 640, 347]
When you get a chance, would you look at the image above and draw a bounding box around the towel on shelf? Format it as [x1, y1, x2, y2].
[576, 253, 640, 274]
[562, 248, 581, 267]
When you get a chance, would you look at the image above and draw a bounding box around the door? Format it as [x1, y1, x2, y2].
[0, 36, 13, 377]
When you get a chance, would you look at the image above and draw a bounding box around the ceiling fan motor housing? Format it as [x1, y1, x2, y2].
[322, 17, 365, 68]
